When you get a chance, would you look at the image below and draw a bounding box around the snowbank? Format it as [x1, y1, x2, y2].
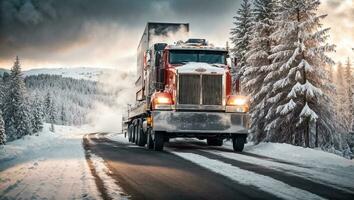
[243, 142, 354, 168]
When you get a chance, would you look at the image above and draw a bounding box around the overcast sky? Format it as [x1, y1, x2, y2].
[0, 0, 353, 70]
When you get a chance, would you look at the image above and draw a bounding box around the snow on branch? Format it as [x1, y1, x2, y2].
[299, 103, 319, 122]
[288, 81, 323, 99]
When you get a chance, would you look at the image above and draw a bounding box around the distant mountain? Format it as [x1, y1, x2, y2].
[23, 67, 113, 81]
[0, 68, 10, 76]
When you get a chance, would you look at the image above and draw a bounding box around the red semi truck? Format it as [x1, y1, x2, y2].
[122, 22, 249, 151]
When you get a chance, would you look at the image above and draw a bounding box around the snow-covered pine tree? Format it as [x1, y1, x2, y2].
[335, 63, 352, 132]
[31, 94, 44, 134]
[44, 92, 52, 123]
[230, 0, 253, 92]
[49, 101, 55, 132]
[243, 0, 276, 143]
[3, 56, 32, 140]
[0, 109, 5, 145]
[0, 76, 4, 145]
[60, 105, 66, 125]
[344, 57, 353, 130]
[265, 0, 335, 147]
[0, 76, 4, 112]
[325, 64, 339, 135]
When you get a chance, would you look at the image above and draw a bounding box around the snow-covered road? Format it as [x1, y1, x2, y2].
[88, 133, 354, 200]
[1, 129, 354, 200]
[0, 125, 100, 199]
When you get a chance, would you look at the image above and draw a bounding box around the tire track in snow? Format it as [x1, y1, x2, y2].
[167, 141, 354, 199]
[167, 139, 311, 168]
[84, 134, 128, 200]
[195, 150, 354, 200]
[98, 133, 282, 200]
[170, 151, 325, 200]
[206, 150, 354, 195]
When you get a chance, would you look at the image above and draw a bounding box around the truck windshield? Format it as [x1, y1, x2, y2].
[169, 50, 226, 65]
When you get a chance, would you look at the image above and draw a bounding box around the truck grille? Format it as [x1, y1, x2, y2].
[178, 74, 200, 104]
[202, 75, 223, 105]
[178, 74, 223, 105]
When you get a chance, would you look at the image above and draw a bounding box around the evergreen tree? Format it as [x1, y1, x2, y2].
[49, 101, 55, 132]
[24, 74, 100, 126]
[44, 92, 53, 123]
[265, 0, 335, 147]
[60, 105, 66, 125]
[3, 57, 32, 140]
[243, 0, 276, 143]
[326, 64, 338, 133]
[0, 109, 5, 145]
[344, 57, 353, 130]
[0, 76, 4, 112]
[31, 94, 44, 133]
[335, 63, 352, 132]
[45, 92, 56, 132]
[230, 0, 253, 92]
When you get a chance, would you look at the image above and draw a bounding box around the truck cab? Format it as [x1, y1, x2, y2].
[124, 23, 249, 152]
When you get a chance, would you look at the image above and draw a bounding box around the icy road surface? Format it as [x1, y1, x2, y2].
[84, 133, 354, 200]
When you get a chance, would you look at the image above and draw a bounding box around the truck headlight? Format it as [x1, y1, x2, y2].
[226, 95, 249, 113]
[152, 92, 174, 110]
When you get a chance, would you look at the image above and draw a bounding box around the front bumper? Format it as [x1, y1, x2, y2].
[152, 111, 249, 134]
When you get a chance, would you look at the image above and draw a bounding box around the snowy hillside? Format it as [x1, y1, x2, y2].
[1, 67, 114, 81]
[23, 67, 113, 81]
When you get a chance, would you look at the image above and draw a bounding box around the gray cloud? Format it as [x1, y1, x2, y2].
[1, 0, 350, 69]
[0, 0, 238, 67]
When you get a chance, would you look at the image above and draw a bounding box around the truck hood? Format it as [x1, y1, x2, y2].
[175, 62, 226, 74]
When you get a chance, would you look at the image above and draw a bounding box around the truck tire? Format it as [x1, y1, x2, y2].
[137, 122, 147, 146]
[135, 124, 139, 145]
[232, 135, 246, 152]
[153, 131, 164, 151]
[207, 138, 223, 146]
[146, 129, 154, 149]
[128, 124, 133, 142]
[131, 125, 136, 143]
[214, 139, 223, 146]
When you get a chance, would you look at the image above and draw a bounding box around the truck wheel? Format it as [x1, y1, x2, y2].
[153, 131, 164, 151]
[131, 125, 136, 143]
[146, 129, 154, 149]
[207, 138, 223, 146]
[128, 125, 133, 142]
[137, 122, 147, 146]
[135, 124, 139, 145]
[232, 135, 246, 152]
[214, 139, 223, 146]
